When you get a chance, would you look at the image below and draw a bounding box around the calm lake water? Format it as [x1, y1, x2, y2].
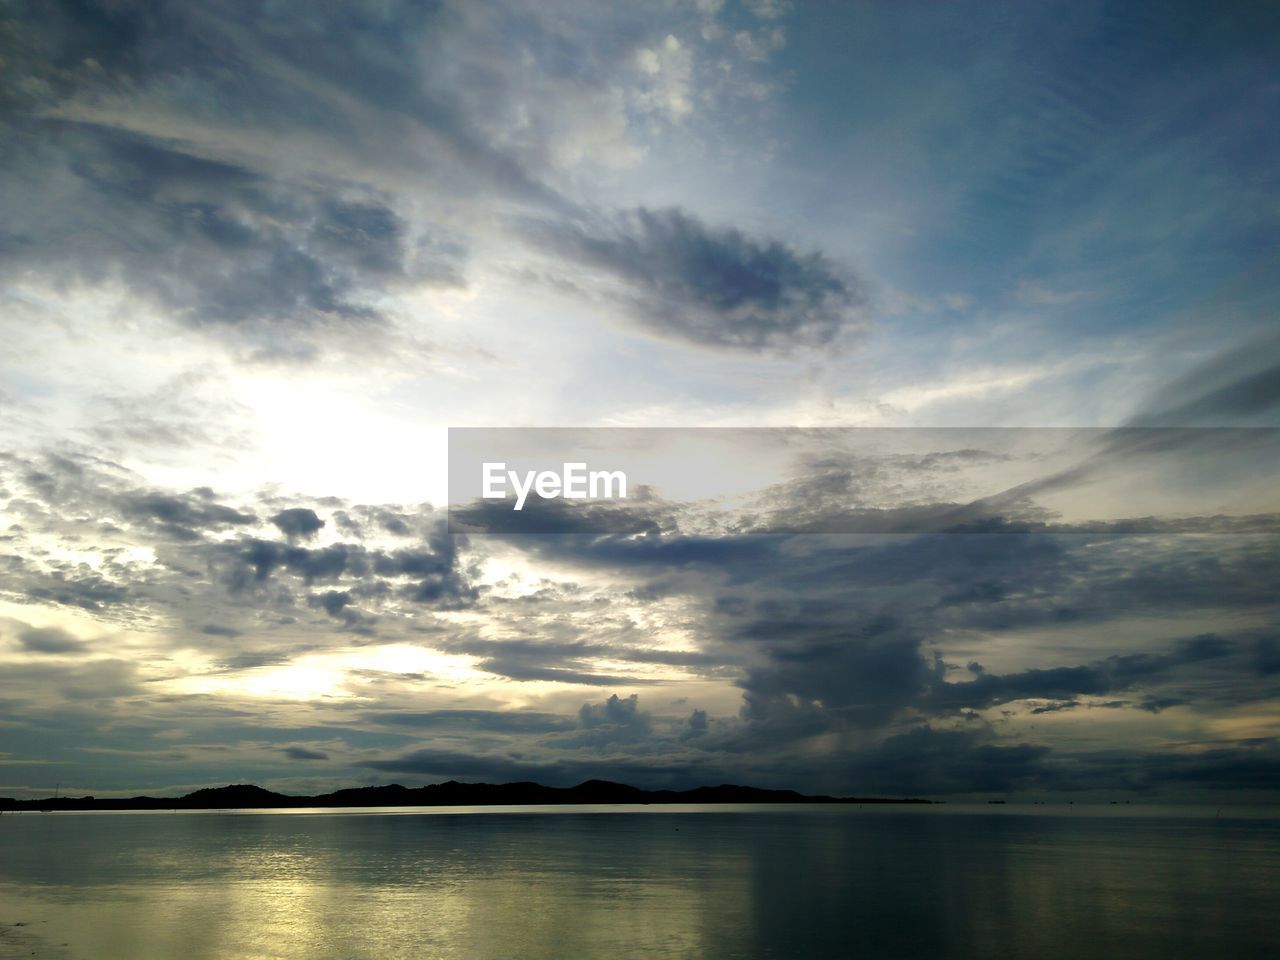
[1, 805, 1277, 959]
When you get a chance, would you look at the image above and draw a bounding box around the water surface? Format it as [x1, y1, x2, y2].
[1, 805, 1277, 959]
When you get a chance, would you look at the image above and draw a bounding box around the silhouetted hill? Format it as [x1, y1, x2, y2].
[0, 779, 931, 811]
[179, 784, 295, 808]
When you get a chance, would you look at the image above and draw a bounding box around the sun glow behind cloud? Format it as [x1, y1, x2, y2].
[167, 644, 486, 702]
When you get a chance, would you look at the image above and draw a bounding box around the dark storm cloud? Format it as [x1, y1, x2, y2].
[228, 539, 360, 585]
[737, 616, 934, 730]
[504, 527, 1277, 761]
[115, 489, 257, 541]
[1025, 699, 1130, 715]
[521, 528, 1072, 602]
[713, 528, 1275, 635]
[213, 523, 478, 611]
[309, 590, 352, 618]
[924, 634, 1237, 712]
[680, 708, 708, 740]
[845, 727, 1053, 796]
[1039, 740, 1280, 795]
[16, 625, 83, 654]
[24, 568, 131, 612]
[1, 454, 487, 667]
[1119, 742, 1280, 792]
[270, 508, 325, 540]
[579, 693, 649, 730]
[332, 507, 416, 539]
[212, 650, 300, 673]
[936, 534, 1280, 632]
[489, 522, 1274, 726]
[199, 624, 241, 638]
[1136, 696, 1189, 713]
[718, 533, 1276, 741]
[1028, 700, 1082, 715]
[1251, 636, 1280, 676]
[8, 451, 257, 543]
[282, 745, 329, 761]
[526, 207, 867, 352]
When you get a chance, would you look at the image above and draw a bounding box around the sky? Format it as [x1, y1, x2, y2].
[1, 0, 1278, 801]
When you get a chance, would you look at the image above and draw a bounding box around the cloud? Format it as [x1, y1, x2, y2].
[1136, 696, 1189, 713]
[364, 710, 576, 735]
[1, 0, 816, 362]
[1118, 742, 1280, 792]
[478, 661, 659, 686]
[526, 207, 867, 352]
[632, 35, 694, 120]
[199, 624, 242, 638]
[737, 616, 933, 730]
[115, 489, 257, 542]
[308, 590, 352, 618]
[1, 2, 1276, 806]
[924, 634, 1237, 712]
[17, 625, 83, 654]
[1, 659, 141, 702]
[1251, 636, 1280, 676]
[215, 525, 478, 610]
[579, 692, 650, 730]
[22, 568, 132, 612]
[543, 693, 662, 748]
[11, 445, 1265, 796]
[0, 1, 537, 359]
[282, 745, 329, 761]
[1, 124, 461, 360]
[270, 508, 325, 540]
[846, 726, 1053, 796]
[681, 708, 709, 740]
[431, 633, 724, 687]
[954, 342, 1280, 516]
[1129, 333, 1280, 426]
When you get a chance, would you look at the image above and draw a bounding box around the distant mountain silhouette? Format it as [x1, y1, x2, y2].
[0, 779, 930, 811]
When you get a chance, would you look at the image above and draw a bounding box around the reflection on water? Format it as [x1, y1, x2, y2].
[1, 806, 1278, 959]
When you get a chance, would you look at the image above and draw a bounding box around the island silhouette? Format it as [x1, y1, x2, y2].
[0, 780, 930, 811]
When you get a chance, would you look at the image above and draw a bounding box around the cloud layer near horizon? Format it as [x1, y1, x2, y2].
[2, 420, 1278, 798]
